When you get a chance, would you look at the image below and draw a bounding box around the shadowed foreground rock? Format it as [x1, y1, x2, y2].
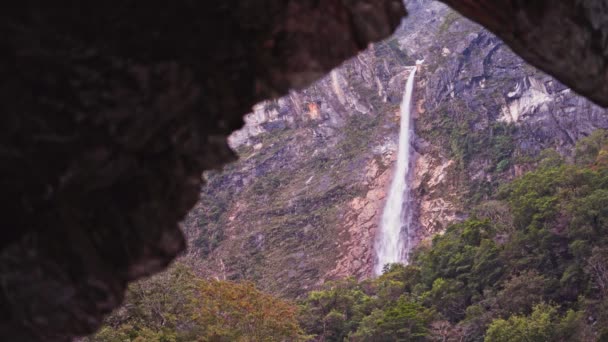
[439, 0, 608, 107]
[0, 1, 405, 340]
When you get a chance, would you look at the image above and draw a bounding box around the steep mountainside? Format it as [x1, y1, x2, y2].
[182, 0, 608, 297]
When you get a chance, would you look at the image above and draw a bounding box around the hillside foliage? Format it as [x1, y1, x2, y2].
[90, 130, 608, 341]
[298, 129, 608, 341]
[86, 263, 306, 342]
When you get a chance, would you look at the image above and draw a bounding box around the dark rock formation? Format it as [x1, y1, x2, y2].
[438, 0, 608, 107]
[0, 1, 405, 340]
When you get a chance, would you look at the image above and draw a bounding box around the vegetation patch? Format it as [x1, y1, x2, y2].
[86, 263, 306, 342]
[95, 132, 608, 341]
[296, 130, 608, 341]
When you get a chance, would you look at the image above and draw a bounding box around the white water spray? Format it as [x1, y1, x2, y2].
[374, 60, 422, 275]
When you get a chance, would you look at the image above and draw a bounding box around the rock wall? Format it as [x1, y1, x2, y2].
[414, 2, 608, 241]
[438, 0, 608, 107]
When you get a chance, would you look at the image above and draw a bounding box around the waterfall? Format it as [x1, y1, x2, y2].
[374, 61, 421, 276]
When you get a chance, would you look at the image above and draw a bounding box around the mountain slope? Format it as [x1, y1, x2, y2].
[182, 0, 608, 297]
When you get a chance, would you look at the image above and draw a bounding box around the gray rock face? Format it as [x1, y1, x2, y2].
[438, 0, 608, 107]
[416, 5, 608, 238]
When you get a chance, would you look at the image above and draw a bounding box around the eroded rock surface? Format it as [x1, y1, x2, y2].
[438, 0, 608, 107]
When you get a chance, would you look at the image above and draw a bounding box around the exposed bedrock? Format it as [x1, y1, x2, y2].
[0, 1, 405, 340]
[439, 0, 608, 107]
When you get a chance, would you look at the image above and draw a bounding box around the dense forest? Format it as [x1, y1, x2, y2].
[297, 130, 608, 341]
[87, 129, 608, 341]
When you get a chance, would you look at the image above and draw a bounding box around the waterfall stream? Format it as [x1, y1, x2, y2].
[374, 62, 421, 275]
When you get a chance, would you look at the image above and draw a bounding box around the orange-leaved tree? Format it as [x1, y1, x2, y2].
[87, 262, 306, 342]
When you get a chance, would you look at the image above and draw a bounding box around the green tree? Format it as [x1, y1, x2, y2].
[350, 297, 434, 341]
[485, 304, 558, 342]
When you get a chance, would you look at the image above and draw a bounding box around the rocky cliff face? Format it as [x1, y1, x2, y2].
[413, 2, 608, 241]
[184, 0, 608, 297]
[184, 64, 404, 296]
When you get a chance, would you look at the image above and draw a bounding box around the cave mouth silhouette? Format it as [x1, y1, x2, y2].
[1, 1, 607, 340]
